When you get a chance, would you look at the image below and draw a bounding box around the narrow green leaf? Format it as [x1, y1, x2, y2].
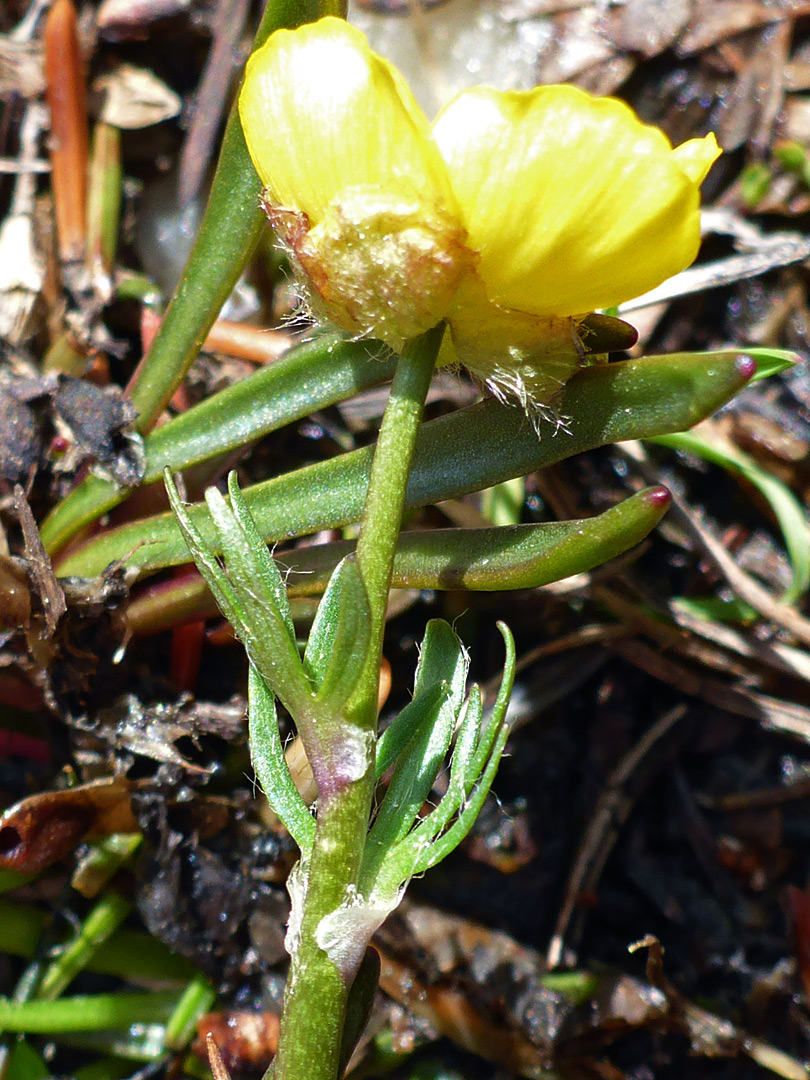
[452, 688, 485, 780]
[482, 476, 524, 526]
[163, 974, 216, 1051]
[361, 622, 468, 890]
[339, 947, 380, 1077]
[365, 682, 456, 861]
[411, 720, 510, 876]
[375, 683, 449, 782]
[0, 898, 196, 986]
[248, 665, 315, 854]
[5, 1040, 50, 1080]
[37, 892, 132, 1000]
[167, 471, 313, 713]
[304, 557, 372, 710]
[303, 556, 352, 687]
[467, 621, 516, 781]
[415, 686, 484, 838]
[0, 991, 180, 1034]
[127, 487, 672, 636]
[410, 623, 514, 854]
[201, 486, 313, 709]
[387, 486, 671, 591]
[163, 470, 247, 629]
[58, 1030, 166, 1066]
[0, 869, 32, 894]
[227, 472, 297, 643]
[57, 351, 754, 580]
[41, 334, 396, 557]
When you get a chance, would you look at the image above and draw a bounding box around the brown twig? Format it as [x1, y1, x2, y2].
[621, 440, 810, 647]
[546, 704, 688, 969]
[178, 0, 251, 208]
[206, 1033, 233, 1080]
[141, 307, 293, 365]
[44, 0, 88, 267]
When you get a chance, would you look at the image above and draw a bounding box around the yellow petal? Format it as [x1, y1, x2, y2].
[670, 133, 721, 185]
[239, 17, 455, 224]
[433, 84, 717, 317]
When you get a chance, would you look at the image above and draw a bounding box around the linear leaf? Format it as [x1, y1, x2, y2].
[248, 665, 315, 854]
[58, 351, 755, 580]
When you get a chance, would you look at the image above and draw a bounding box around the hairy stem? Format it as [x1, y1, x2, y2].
[269, 325, 444, 1080]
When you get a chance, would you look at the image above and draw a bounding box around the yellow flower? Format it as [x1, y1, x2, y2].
[239, 17, 719, 413]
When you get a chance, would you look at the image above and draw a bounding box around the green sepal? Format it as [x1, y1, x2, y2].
[59, 350, 754, 581]
[248, 665, 315, 855]
[303, 556, 372, 711]
[579, 312, 638, 352]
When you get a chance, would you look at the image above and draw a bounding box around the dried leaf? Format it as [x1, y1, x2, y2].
[0, 554, 31, 630]
[0, 778, 136, 873]
[0, 378, 42, 486]
[53, 376, 145, 487]
[714, 22, 790, 152]
[535, 7, 615, 84]
[87, 694, 234, 774]
[194, 1012, 280, 1076]
[607, 0, 694, 58]
[0, 214, 45, 344]
[677, 1, 810, 56]
[96, 0, 193, 41]
[787, 885, 810, 1000]
[204, 1034, 233, 1080]
[137, 838, 252, 976]
[16, 485, 66, 636]
[94, 63, 182, 129]
[0, 36, 45, 98]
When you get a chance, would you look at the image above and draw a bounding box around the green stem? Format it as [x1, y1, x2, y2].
[37, 892, 132, 1000]
[354, 324, 446, 651]
[0, 991, 180, 1034]
[163, 974, 216, 1050]
[269, 325, 444, 1080]
[127, 0, 347, 432]
[0, 898, 197, 986]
